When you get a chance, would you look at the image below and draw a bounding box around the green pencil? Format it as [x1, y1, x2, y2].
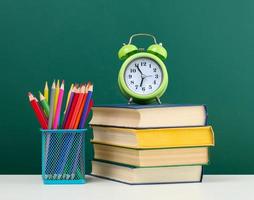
[39, 92, 50, 117]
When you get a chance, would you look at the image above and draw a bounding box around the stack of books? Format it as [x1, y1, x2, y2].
[90, 104, 214, 185]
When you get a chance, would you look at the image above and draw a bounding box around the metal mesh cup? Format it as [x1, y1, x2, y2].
[41, 129, 86, 184]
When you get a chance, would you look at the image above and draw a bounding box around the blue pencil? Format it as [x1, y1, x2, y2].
[78, 85, 93, 129]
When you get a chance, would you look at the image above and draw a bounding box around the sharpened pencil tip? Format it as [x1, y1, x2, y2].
[60, 80, 65, 89]
[28, 92, 34, 101]
[39, 91, 44, 100]
[52, 81, 56, 88]
[45, 81, 48, 89]
[89, 84, 93, 91]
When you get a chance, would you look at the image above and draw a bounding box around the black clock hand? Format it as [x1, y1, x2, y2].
[140, 77, 144, 87]
[135, 65, 144, 75]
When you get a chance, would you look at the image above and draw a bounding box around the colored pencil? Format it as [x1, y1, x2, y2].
[62, 86, 76, 128]
[64, 83, 74, 112]
[79, 84, 93, 129]
[69, 84, 86, 129]
[63, 86, 93, 177]
[53, 80, 60, 118]
[39, 92, 50, 118]
[48, 81, 56, 129]
[45, 81, 56, 175]
[73, 84, 89, 129]
[71, 99, 94, 178]
[44, 81, 49, 103]
[53, 81, 64, 129]
[28, 92, 48, 129]
[55, 86, 80, 176]
[63, 87, 80, 129]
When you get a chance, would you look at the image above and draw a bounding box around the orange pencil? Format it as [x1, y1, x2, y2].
[63, 86, 80, 129]
[73, 83, 89, 129]
[28, 92, 48, 129]
[69, 84, 86, 129]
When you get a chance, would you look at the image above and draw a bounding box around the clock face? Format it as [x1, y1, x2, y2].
[124, 57, 163, 95]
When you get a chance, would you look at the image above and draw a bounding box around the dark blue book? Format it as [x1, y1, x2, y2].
[90, 104, 207, 128]
[91, 160, 203, 185]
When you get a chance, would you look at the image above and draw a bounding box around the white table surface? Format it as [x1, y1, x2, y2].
[0, 175, 253, 200]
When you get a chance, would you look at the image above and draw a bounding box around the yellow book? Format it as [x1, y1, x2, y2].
[91, 126, 215, 148]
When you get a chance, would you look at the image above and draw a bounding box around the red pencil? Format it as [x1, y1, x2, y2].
[73, 83, 89, 129]
[69, 84, 86, 129]
[63, 86, 80, 129]
[28, 92, 48, 129]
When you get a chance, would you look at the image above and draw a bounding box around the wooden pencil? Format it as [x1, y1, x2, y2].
[48, 81, 56, 129]
[39, 92, 50, 118]
[69, 84, 86, 129]
[73, 83, 89, 129]
[63, 87, 80, 129]
[53, 80, 64, 129]
[44, 81, 49, 103]
[64, 83, 74, 112]
[28, 92, 48, 129]
[71, 98, 94, 177]
[53, 80, 60, 118]
[62, 86, 76, 128]
[79, 84, 93, 129]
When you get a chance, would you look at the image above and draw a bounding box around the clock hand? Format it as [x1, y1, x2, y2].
[140, 77, 144, 87]
[135, 65, 144, 75]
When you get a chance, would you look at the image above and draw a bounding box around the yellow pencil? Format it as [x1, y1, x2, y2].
[54, 80, 60, 117]
[64, 83, 74, 112]
[44, 81, 49, 103]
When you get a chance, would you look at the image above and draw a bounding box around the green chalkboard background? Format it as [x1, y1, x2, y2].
[1, 0, 254, 174]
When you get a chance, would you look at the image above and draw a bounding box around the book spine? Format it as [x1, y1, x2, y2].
[204, 105, 208, 126]
[200, 166, 204, 182]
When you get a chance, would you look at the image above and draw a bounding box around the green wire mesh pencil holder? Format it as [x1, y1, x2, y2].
[41, 129, 86, 184]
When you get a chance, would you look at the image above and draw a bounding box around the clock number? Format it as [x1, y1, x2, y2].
[135, 63, 139, 67]
[135, 85, 138, 89]
[141, 62, 146, 66]
[142, 87, 145, 91]
[130, 69, 136, 73]
[130, 81, 134, 84]
[155, 74, 159, 79]
[149, 85, 152, 89]
[153, 68, 157, 72]
[153, 80, 156, 85]
[149, 64, 152, 68]
[128, 74, 132, 79]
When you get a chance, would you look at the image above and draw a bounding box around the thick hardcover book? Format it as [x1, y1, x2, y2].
[90, 104, 207, 128]
[91, 160, 203, 185]
[93, 143, 209, 167]
[91, 126, 215, 148]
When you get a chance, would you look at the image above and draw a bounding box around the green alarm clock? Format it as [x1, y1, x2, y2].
[118, 33, 168, 104]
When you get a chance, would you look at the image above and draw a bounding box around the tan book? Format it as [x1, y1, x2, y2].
[93, 143, 209, 167]
[90, 104, 207, 128]
[92, 160, 203, 185]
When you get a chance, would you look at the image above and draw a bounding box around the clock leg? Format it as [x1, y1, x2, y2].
[156, 97, 162, 104]
[128, 97, 133, 104]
